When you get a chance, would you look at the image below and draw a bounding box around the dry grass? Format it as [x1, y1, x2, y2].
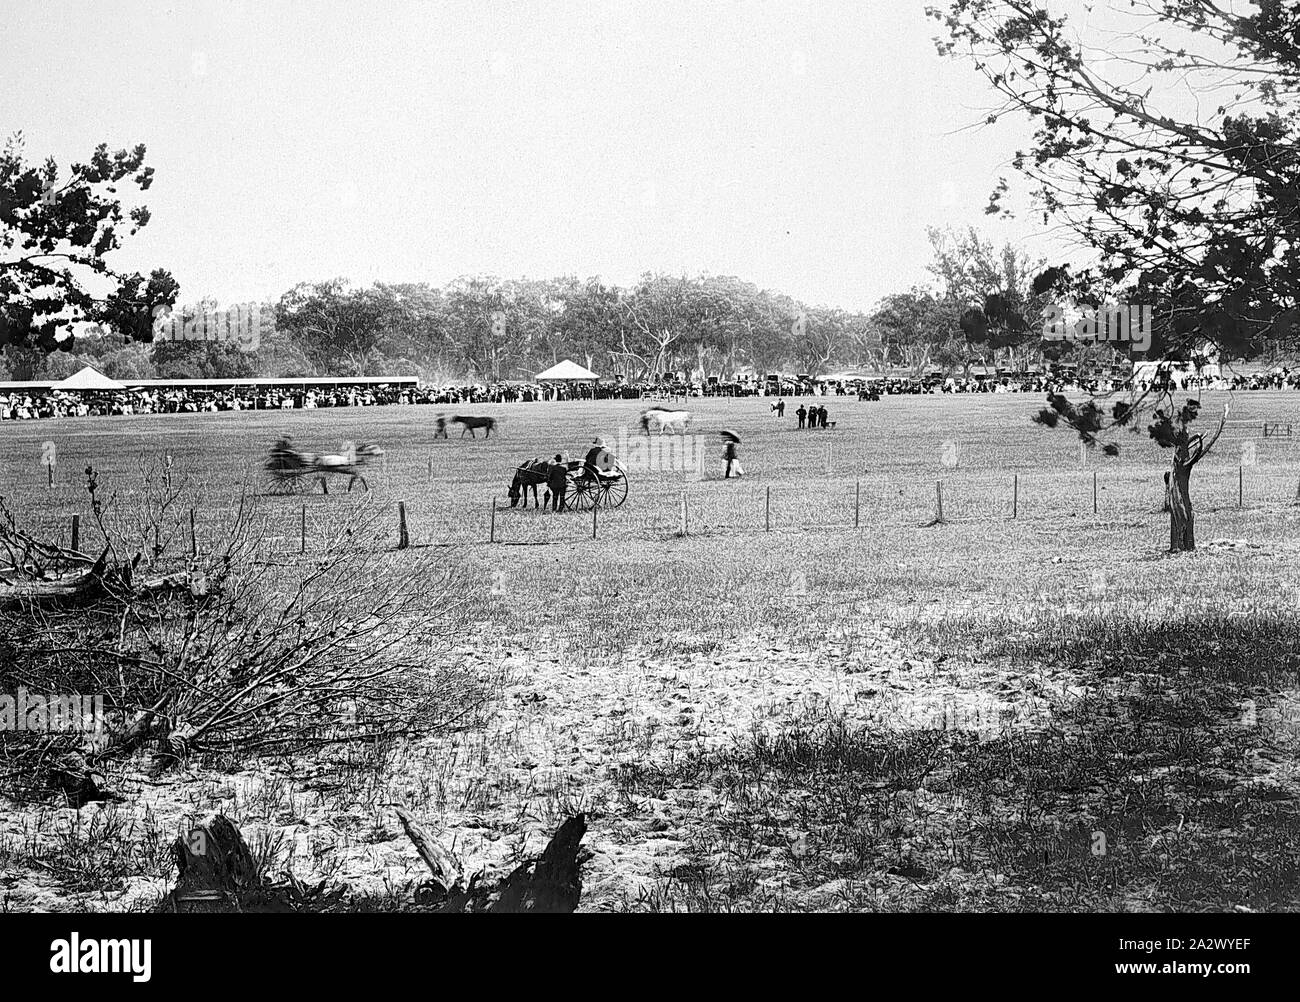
[1, 391, 1298, 911]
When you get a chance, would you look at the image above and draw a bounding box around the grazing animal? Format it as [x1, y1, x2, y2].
[508, 457, 552, 509]
[453, 415, 497, 438]
[639, 408, 692, 435]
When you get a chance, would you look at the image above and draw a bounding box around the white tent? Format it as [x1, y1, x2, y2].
[1132, 358, 1220, 383]
[535, 359, 598, 381]
[50, 366, 127, 392]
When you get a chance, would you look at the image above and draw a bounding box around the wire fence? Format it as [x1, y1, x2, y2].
[13, 455, 1300, 559]
[253, 466, 1300, 552]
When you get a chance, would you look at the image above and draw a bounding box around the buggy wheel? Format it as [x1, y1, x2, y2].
[566, 474, 595, 511]
[266, 473, 305, 495]
[595, 472, 628, 508]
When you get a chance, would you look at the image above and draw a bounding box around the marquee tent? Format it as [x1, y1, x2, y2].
[535, 359, 599, 382]
[1132, 358, 1221, 383]
[50, 366, 127, 392]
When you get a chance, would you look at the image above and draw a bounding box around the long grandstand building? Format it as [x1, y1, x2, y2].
[0, 369, 426, 420]
[0, 373, 418, 394]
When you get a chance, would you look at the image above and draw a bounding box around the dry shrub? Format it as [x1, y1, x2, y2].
[1, 459, 492, 798]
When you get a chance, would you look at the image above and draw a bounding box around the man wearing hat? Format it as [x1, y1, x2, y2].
[579, 436, 618, 487]
[546, 453, 569, 511]
[583, 437, 607, 480]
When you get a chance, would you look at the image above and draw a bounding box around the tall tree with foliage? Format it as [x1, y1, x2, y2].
[0, 133, 177, 352]
[927, 225, 1049, 373]
[274, 279, 391, 376]
[933, 0, 1300, 550]
[550, 276, 627, 375]
[870, 290, 959, 377]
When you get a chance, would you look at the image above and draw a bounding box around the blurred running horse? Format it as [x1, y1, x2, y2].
[640, 408, 691, 434]
[265, 437, 385, 494]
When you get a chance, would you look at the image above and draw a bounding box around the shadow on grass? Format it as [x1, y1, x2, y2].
[613, 617, 1300, 912]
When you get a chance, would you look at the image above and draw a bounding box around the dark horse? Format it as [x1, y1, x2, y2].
[508, 457, 551, 508]
[452, 415, 496, 438]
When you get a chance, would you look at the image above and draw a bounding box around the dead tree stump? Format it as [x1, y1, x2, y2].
[158, 814, 283, 913]
[154, 811, 590, 912]
[489, 813, 587, 913]
[428, 812, 589, 913]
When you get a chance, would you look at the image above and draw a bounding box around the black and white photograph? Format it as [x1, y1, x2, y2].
[0, 0, 1295, 986]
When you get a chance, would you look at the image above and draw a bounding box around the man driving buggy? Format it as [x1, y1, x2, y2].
[578, 437, 618, 484]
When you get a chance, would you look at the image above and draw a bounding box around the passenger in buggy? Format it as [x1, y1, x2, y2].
[579, 437, 613, 483]
[270, 435, 312, 467]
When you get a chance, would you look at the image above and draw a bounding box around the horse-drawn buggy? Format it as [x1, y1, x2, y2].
[564, 457, 628, 510]
[508, 454, 629, 510]
[264, 437, 385, 494]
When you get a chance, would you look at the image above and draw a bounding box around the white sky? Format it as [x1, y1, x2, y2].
[1, 0, 1082, 311]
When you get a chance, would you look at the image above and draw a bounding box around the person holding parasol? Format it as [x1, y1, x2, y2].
[720, 429, 744, 478]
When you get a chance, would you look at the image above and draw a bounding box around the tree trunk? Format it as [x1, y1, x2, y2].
[1169, 460, 1194, 552]
[158, 814, 267, 912]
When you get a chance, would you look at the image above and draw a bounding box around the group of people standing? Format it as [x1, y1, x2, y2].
[768, 397, 832, 430]
[795, 403, 831, 429]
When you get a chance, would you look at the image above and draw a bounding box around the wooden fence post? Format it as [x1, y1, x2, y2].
[190, 507, 198, 556]
[299, 505, 306, 554]
[765, 486, 771, 532]
[70, 514, 80, 554]
[1092, 472, 1098, 515]
[592, 502, 598, 539]
[489, 498, 496, 543]
[1238, 465, 1244, 509]
[936, 481, 944, 523]
[680, 493, 688, 536]
[398, 500, 410, 549]
[1013, 475, 1018, 519]
[854, 480, 861, 528]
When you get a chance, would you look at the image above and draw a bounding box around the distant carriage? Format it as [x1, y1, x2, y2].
[507, 455, 628, 510]
[264, 437, 385, 494]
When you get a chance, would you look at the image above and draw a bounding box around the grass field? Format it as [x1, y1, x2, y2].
[2, 391, 1299, 911]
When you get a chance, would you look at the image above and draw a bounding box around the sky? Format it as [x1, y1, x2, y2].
[1, 0, 1080, 312]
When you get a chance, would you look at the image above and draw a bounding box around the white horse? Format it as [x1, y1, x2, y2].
[268, 440, 385, 494]
[640, 408, 692, 435]
[311, 441, 385, 493]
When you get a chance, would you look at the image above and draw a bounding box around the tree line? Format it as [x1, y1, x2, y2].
[1, 191, 1133, 385]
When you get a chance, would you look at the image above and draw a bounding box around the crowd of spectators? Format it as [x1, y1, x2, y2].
[0, 379, 646, 420]
[1229, 370, 1300, 391]
[3, 367, 1298, 421]
[875, 370, 1270, 395]
[2, 384, 421, 419]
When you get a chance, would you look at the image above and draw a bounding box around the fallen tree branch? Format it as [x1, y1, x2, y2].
[393, 806, 461, 893]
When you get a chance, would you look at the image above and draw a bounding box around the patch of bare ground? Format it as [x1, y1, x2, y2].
[607, 617, 1300, 912]
[3, 613, 1298, 912]
[0, 624, 1044, 910]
